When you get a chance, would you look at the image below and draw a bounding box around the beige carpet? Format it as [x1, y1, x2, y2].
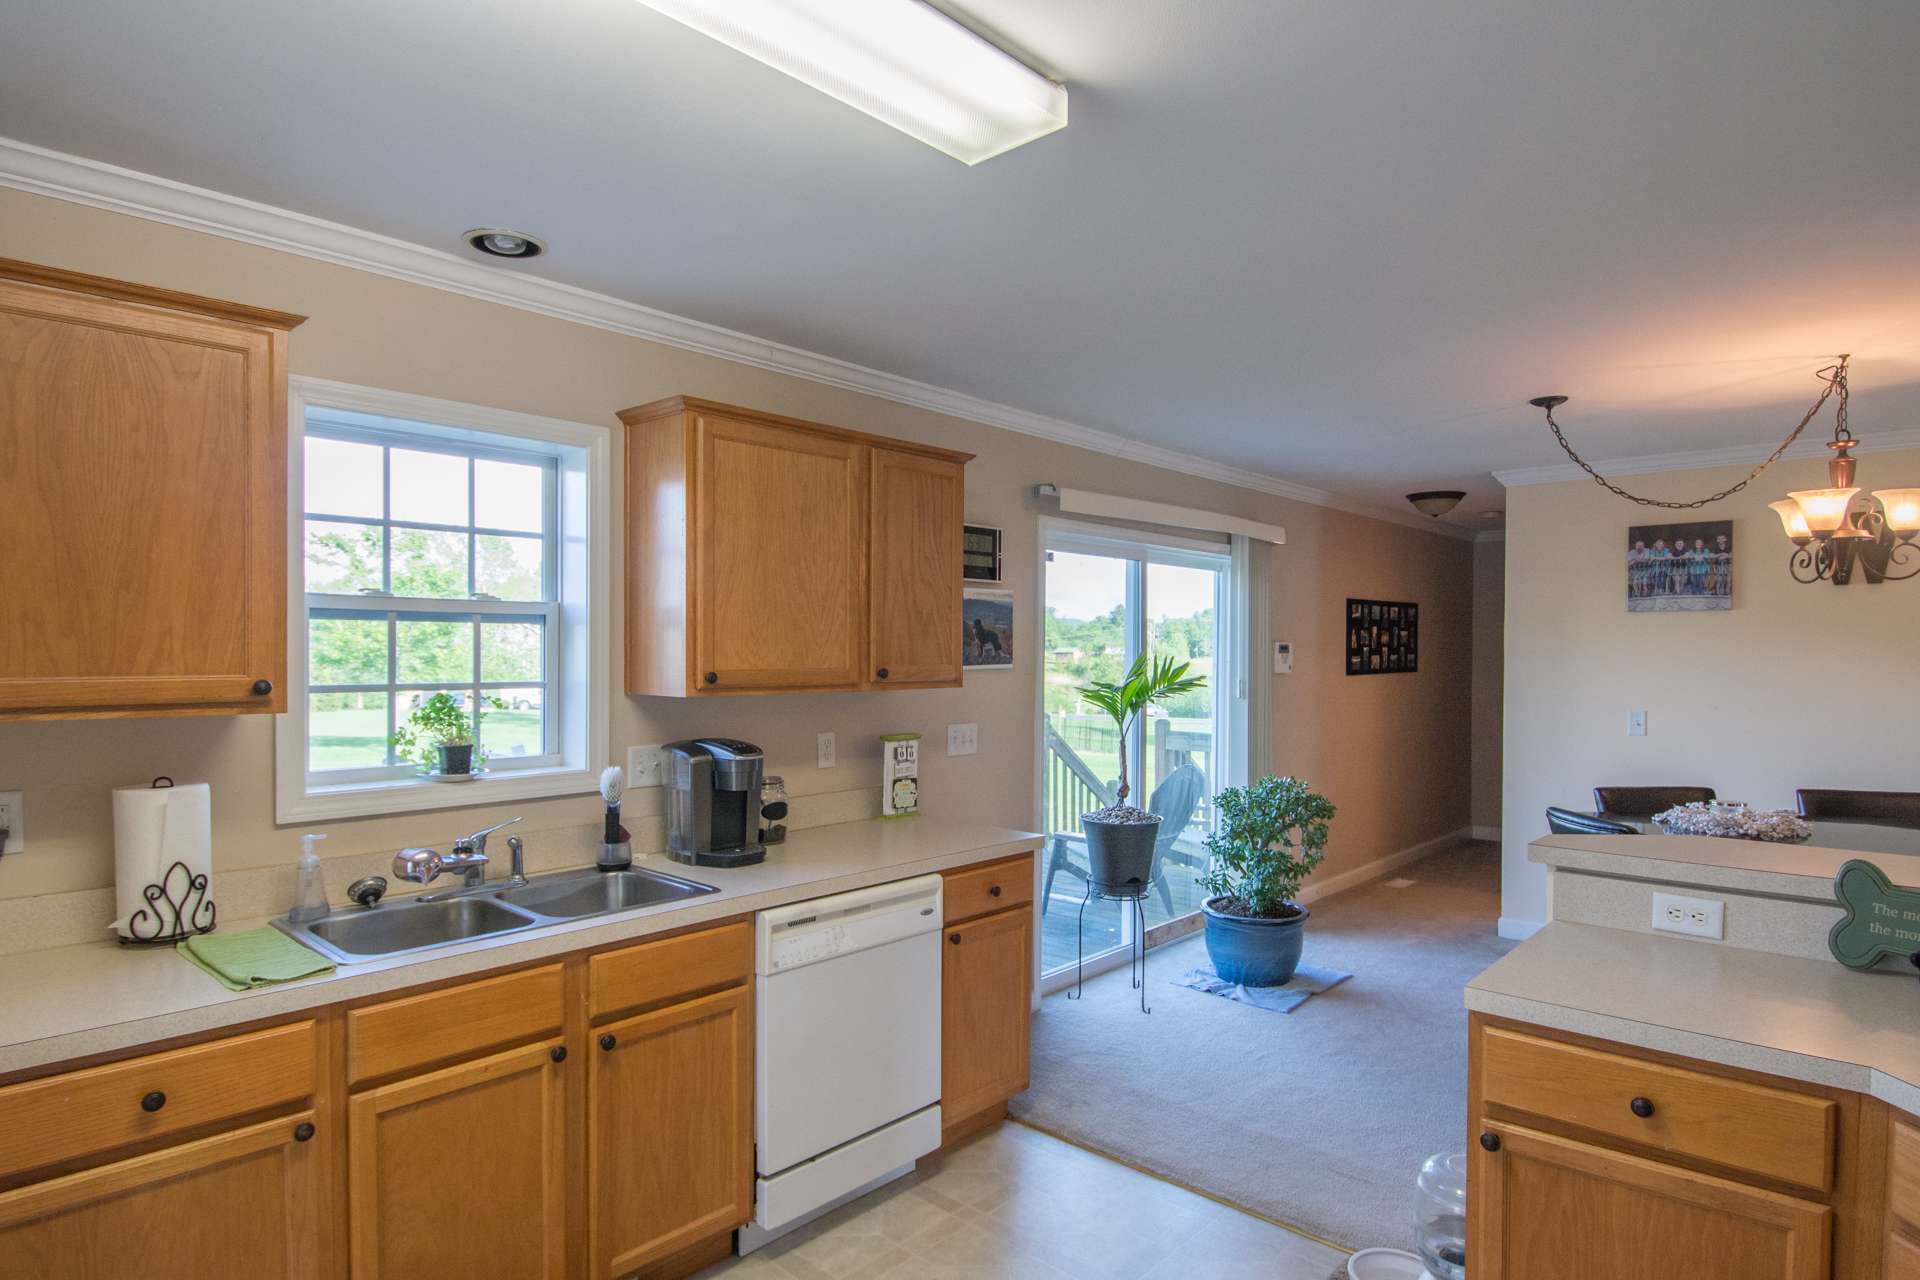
[1009, 839, 1513, 1254]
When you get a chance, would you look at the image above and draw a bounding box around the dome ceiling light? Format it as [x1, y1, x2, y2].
[1405, 490, 1467, 518]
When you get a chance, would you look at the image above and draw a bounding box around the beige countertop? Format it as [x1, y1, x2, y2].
[1468, 920, 1920, 1114]
[1533, 829, 1920, 901]
[0, 818, 1040, 1077]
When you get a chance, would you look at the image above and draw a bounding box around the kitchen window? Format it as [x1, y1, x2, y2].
[276, 378, 609, 822]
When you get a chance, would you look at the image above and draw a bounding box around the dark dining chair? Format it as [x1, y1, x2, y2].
[1795, 789, 1920, 828]
[1592, 786, 1716, 818]
[1546, 807, 1637, 836]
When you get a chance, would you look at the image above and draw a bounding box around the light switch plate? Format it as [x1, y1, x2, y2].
[627, 745, 664, 789]
[1273, 642, 1293, 675]
[817, 732, 836, 770]
[1628, 709, 1647, 737]
[947, 724, 978, 756]
[0, 791, 21, 854]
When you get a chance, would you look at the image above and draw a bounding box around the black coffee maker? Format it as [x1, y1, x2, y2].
[663, 739, 767, 867]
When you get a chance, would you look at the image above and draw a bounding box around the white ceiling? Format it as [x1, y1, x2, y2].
[3, 0, 1918, 526]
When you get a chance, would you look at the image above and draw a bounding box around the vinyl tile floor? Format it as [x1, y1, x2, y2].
[695, 1120, 1351, 1280]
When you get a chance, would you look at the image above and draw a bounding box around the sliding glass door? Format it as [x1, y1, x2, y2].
[1038, 527, 1236, 979]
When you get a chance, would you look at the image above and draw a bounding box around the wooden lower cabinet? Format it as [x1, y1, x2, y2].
[940, 896, 1033, 1137]
[588, 985, 753, 1278]
[348, 1038, 569, 1280]
[1475, 1122, 1831, 1279]
[0, 1111, 323, 1279]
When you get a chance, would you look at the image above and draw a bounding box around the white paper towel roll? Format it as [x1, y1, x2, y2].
[110, 780, 214, 941]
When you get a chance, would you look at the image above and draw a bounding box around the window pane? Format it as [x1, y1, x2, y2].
[396, 618, 473, 684]
[390, 448, 469, 526]
[305, 520, 383, 594]
[483, 688, 544, 760]
[390, 528, 470, 598]
[309, 692, 390, 771]
[1142, 561, 1221, 930]
[481, 620, 543, 683]
[309, 617, 388, 686]
[305, 437, 383, 518]
[475, 534, 544, 600]
[474, 459, 544, 533]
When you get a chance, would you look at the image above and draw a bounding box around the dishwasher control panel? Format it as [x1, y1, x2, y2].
[757, 874, 944, 975]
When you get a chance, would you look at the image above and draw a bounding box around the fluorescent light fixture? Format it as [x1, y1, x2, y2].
[633, 0, 1067, 164]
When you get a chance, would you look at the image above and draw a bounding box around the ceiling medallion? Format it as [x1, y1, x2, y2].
[1529, 355, 1918, 587]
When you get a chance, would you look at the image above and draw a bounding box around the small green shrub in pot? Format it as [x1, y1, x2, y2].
[1074, 654, 1206, 893]
[1199, 775, 1336, 985]
[391, 692, 503, 776]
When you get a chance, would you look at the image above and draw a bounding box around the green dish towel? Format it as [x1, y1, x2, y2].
[178, 927, 334, 991]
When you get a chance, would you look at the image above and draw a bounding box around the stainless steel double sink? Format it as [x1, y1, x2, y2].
[275, 865, 719, 964]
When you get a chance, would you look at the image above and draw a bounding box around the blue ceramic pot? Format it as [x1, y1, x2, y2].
[1201, 895, 1309, 986]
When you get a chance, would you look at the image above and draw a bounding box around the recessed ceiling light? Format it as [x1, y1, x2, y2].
[1479, 510, 1505, 521]
[1405, 490, 1467, 518]
[464, 228, 546, 259]
[631, 0, 1068, 165]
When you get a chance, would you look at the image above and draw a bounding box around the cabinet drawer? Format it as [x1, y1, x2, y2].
[943, 855, 1034, 924]
[589, 922, 752, 1021]
[1891, 1118, 1920, 1229]
[0, 1020, 316, 1180]
[1479, 1026, 1836, 1193]
[347, 965, 563, 1085]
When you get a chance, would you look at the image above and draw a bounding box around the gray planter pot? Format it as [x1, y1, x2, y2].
[435, 742, 474, 775]
[1082, 814, 1161, 896]
[1202, 895, 1309, 986]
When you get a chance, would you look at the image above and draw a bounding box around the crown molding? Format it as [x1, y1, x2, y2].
[0, 135, 1475, 542]
[1494, 427, 1920, 488]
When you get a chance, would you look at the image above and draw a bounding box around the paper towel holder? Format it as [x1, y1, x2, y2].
[119, 777, 217, 947]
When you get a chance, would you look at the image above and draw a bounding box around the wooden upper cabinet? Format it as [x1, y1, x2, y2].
[870, 447, 964, 687]
[620, 397, 969, 696]
[0, 259, 304, 720]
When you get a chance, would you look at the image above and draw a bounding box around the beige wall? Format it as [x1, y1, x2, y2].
[0, 185, 1474, 906]
[1500, 448, 1920, 927]
[1471, 536, 1505, 833]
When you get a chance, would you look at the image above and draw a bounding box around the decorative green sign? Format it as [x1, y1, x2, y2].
[1829, 859, 1920, 970]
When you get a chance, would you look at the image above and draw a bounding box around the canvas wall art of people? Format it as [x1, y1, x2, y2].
[1627, 520, 1733, 612]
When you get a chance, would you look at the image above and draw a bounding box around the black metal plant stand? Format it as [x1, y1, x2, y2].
[1067, 880, 1152, 1014]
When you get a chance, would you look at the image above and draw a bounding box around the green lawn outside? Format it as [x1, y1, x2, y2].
[311, 707, 543, 771]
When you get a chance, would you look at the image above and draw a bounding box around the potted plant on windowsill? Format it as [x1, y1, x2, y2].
[392, 692, 501, 779]
[1075, 654, 1207, 896]
[1199, 775, 1336, 986]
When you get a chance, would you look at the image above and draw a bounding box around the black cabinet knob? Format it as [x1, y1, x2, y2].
[550, 1046, 568, 1064]
[703, 671, 718, 685]
[948, 932, 961, 945]
[250, 679, 273, 696]
[141, 1091, 166, 1113]
[599, 1033, 617, 1052]
[988, 885, 1002, 897]
[1479, 1131, 1501, 1152]
[1630, 1096, 1656, 1118]
[293, 1122, 315, 1143]
[876, 667, 890, 680]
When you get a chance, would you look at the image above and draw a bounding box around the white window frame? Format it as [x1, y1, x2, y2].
[276, 377, 609, 822]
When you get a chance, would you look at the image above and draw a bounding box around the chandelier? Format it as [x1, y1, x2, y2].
[1529, 355, 1919, 586]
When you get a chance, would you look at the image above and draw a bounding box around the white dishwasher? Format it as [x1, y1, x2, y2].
[742, 874, 944, 1252]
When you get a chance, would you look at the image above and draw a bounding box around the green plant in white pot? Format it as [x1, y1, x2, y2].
[1075, 654, 1206, 896]
[1200, 775, 1336, 986]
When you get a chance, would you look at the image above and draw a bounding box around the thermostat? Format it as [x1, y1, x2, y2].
[1274, 642, 1293, 675]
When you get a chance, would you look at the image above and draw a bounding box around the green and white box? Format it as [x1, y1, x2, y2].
[880, 733, 920, 819]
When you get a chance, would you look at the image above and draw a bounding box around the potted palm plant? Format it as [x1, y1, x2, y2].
[1075, 654, 1206, 895]
[1199, 775, 1336, 986]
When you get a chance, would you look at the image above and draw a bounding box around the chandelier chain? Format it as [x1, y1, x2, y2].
[1543, 356, 1850, 510]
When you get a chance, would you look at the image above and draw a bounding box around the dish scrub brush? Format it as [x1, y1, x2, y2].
[598, 764, 632, 870]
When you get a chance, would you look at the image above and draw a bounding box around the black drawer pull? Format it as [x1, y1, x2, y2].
[141, 1091, 166, 1113]
[703, 671, 718, 685]
[293, 1122, 315, 1143]
[599, 1033, 617, 1052]
[1630, 1096, 1656, 1118]
[948, 932, 961, 945]
[877, 667, 890, 680]
[988, 885, 1002, 897]
[550, 1046, 568, 1064]
[251, 679, 273, 696]
[1479, 1131, 1501, 1152]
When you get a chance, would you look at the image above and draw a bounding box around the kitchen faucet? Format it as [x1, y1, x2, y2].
[393, 817, 524, 897]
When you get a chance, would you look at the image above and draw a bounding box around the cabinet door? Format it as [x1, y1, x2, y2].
[0, 280, 287, 718]
[1472, 1122, 1829, 1280]
[942, 907, 1033, 1126]
[348, 1040, 568, 1280]
[0, 1112, 322, 1279]
[868, 447, 963, 687]
[691, 412, 866, 691]
[588, 985, 753, 1278]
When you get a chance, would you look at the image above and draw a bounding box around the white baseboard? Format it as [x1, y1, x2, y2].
[1470, 825, 1501, 843]
[1296, 826, 1474, 907]
[1498, 916, 1545, 941]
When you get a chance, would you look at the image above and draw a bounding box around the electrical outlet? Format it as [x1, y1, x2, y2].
[626, 745, 664, 788]
[0, 791, 21, 854]
[1652, 891, 1724, 940]
[947, 723, 978, 756]
[816, 732, 836, 770]
[1628, 709, 1647, 737]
